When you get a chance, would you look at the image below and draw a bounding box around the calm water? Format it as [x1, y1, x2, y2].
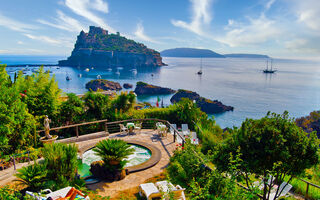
[3, 55, 320, 128]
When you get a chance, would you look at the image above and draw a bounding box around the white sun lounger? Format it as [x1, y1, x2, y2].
[191, 132, 199, 145]
[139, 183, 161, 200]
[170, 124, 177, 135]
[155, 181, 186, 200]
[268, 182, 292, 200]
[45, 186, 90, 200]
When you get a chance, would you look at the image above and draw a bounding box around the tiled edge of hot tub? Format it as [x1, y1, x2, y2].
[78, 139, 161, 174]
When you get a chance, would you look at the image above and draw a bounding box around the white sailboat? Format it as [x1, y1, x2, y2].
[197, 58, 203, 75]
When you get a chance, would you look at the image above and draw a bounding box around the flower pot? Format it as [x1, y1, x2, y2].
[109, 160, 120, 165]
[40, 135, 58, 144]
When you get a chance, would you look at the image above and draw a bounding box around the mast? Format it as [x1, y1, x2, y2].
[271, 59, 273, 71]
[200, 57, 203, 71]
[266, 60, 269, 70]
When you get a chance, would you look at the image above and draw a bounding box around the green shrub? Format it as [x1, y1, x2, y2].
[15, 162, 47, 191]
[41, 143, 78, 190]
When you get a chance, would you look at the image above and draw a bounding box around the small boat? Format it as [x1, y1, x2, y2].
[97, 75, 102, 79]
[78, 74, 82, 78]
[85, 68, 90, 72]
[131, 69, 137, 74]
[197, 58, 203, 75]
[91, 67, 94, 70]
[115, 70, 120, 75]
[151, 74, 154, 77]
[107, 68, 112, 71]
[263, 59, 277, 73]
[56, 67, 60, 69]
[66, 75, 71, 81]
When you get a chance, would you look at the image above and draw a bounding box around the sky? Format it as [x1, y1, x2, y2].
[0, 0, 319, 59]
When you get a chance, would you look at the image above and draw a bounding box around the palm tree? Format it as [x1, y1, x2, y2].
[15, 162, 47, 191]
[93, 139, 135, 168]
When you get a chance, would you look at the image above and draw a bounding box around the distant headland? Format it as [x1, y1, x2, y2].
[160, 48, 270, 59]
[59, 26, 165, 68]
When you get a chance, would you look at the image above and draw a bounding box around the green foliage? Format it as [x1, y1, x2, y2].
[82, 91, 111, 120]
[15, 162, 47, 191]
[214, 112, 320, 200]
[112, 92, 136, 113]
[167, 143, 257, 200]
[0, 186, 22, 200]
[296, 110, 320, 137]
[58, 93, 85, 124]
[14, 66, 61, 123]
[93, 139, 135, 169]
[41, 143, 78, 190]
[0, 64, 37, 154]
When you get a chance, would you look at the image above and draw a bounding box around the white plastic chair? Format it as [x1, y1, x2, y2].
[119, 124, 128, 135]
[181, 124, 190, 136]
[135, 122, 142, 134]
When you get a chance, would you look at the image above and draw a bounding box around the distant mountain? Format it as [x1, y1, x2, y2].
[59, 26, 165, 68]
[161, 48, 225, 58]
[224, 54, 270, 58]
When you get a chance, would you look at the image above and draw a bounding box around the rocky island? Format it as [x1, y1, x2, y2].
[134, 82, 176, 95]
[170, 89, 234, 114]
[85, 79, 122, 91]
[59, 26, 165, 68]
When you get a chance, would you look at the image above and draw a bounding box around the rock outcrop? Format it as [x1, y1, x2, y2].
[123, 83, 133, 89]
[85, 79, 122, 91]
[59, 26, 165, 68]
[134, 82, 176, 95]
[170, 89, 234, 114]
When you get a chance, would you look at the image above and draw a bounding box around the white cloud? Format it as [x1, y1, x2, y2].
[265, 0, 276, 11]
[134, 22, 160, 44]
[217, 14, 281, 47]
[17, 41, 24, 45]
[294, 0, 320, 32]
[0, 13, 37, 32]
[38, 10, 86, 32]
[64, 0, 115, 32]
[24, 34, 62, 45]
[285, 39, 307, 49]
[171, 0, 213, 36]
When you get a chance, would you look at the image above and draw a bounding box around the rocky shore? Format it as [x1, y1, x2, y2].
[134, 82, 176, 95]
[171, 89, 234, 113]
[85, 79, 122, 91]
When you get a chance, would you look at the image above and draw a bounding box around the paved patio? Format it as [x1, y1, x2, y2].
[76, 129, 177, 198]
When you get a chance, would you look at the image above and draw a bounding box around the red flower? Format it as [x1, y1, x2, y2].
[23, 90, 27, 94]
[182, 147, 184, 150]
[20, 93, 25, 97]
[193, 139, 196, 141]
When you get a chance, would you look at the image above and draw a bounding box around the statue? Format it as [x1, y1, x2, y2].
[44, 115, 52, 139]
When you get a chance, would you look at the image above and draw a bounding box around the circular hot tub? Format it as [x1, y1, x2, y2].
[77, 140, 161, 184]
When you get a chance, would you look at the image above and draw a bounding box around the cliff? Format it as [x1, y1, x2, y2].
[134, 82, 176, 95]
[161, 48, 225, 58]
[170, 89, 234, 114]
[59, 26, 165, 68]
[85, 79, 122, 91]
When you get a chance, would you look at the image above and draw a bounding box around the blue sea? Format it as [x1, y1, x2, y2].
[2, 55, 320, 128]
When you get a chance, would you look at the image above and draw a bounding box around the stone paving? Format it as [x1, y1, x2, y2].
[76, 129, 177, 198]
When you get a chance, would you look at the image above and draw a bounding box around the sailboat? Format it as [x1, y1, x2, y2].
[197, 58, 203, 75]
[263, 59, 277, 73]
[66, 73, 71, 81]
